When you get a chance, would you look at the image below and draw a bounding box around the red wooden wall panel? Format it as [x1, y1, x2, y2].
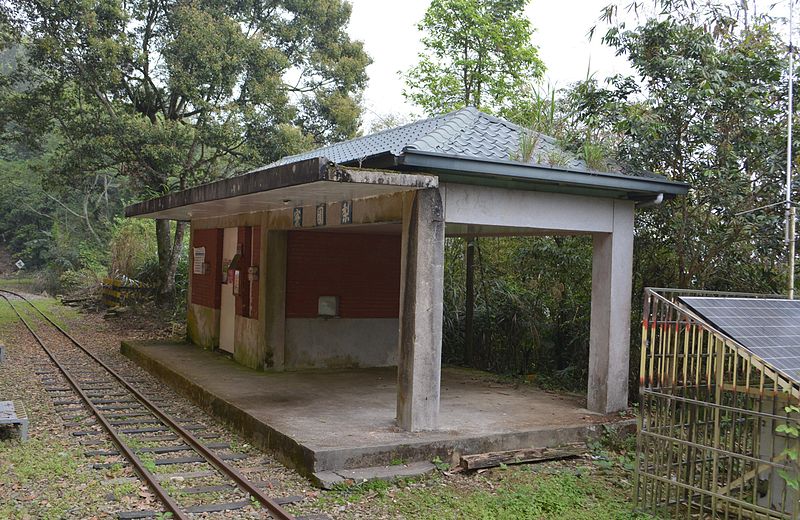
[250, 226, 261, 319]
[234, 226, 252, 317]
[285, 231, 401, 319]
[191, 228, 223, 308]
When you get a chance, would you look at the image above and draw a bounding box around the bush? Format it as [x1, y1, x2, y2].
[109, 217, 157, 278]
[443, 236, 593, 391]
[58, 268, 101, 295]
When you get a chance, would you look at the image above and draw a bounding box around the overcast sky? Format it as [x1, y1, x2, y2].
[346, 0, 793, 129]
[346, 0, 636, 129]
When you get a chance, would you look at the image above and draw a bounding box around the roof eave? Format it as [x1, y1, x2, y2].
[125, 157, 330, 218]
[398, 149, 690, 199]
[124, 157, 438, 220]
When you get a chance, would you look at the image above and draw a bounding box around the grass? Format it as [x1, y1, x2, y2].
[0, 292, 79, 336]
[319, 464, 656, 520]
[0, 277, 35, 291]
[0, 437, 107, 520]
[0, 301, 18, 333]
[138, 452, 157, 473]
[28, 298, 80, 332]
[0, 438, 81, 481]
[110, 480, 138, 500]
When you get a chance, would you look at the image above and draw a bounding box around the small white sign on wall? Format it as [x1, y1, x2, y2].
[341, 200, 352, 224]
[316, 203, 326, 226]
[318, 295, 339, 317]
[193, 247, 206, 275]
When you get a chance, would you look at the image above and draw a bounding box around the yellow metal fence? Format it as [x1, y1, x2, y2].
[636, 288, 800, 519]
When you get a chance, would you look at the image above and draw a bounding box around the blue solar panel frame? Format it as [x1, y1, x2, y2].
[679, 296, 800, 380]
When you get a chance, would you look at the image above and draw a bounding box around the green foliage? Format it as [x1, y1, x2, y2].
[442, 2, 793, 398]
[777, 405, 800, 491]
[0, 435, 109, 520]
[443, 236, 592, 384]
[110, 481, 137, 500]
[512, 129, 539, 163]
[432, 456, 450, 471]
[403, 0, 544, 115]
[109, 217, 158, 278]
[58, 268, 101, 294]
[138, 452, 157, 473]
[571, 15, 791, 291]
[1, 0, 370, 297]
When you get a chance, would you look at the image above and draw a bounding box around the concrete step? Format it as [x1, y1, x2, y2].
[312, 461, 436, 489]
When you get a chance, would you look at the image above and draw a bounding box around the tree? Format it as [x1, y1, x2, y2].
[403, 0, 544, 366]
[403, 0, 545, 115]
[569, 6, 792, 291]
[1, 0, 370, 301]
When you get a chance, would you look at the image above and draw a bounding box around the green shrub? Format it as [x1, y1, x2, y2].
[109, 217, 157, 278]
[443, 236, 592, 390]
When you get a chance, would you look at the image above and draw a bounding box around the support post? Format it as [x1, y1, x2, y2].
[397, 188, 445, 431]
[588, 200, 634, 414]
[264, 230, 287, 370]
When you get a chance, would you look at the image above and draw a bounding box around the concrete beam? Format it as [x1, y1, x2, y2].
[325, 166, 438, 189]
[397, 189, 445, 431]
[441, 183, 616, 234]
[588, 200, 634, 414]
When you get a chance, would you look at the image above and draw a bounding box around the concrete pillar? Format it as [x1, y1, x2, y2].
[396, 188, 445, 431]
[588, 200, 634, 414]
[264, 230, 287, 370]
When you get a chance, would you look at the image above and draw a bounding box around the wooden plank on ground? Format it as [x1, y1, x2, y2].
[459, 445, 583, 471]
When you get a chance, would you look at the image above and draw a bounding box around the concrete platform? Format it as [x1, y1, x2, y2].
[121, 341, 632, 481]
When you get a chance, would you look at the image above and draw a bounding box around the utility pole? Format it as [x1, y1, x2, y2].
[787, 0, 797, 299]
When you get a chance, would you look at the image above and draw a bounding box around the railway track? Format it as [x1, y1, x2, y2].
[0, 289, 324, 520]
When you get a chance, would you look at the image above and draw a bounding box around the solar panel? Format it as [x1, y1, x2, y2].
[678, 297, 800, 381]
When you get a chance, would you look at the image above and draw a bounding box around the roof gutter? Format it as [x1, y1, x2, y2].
[397, 149, 689, 198]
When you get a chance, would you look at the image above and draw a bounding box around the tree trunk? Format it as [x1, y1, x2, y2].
[156, 219, 172, 276]
[464, 237, 476, 366]
[155, 219, 187, 304]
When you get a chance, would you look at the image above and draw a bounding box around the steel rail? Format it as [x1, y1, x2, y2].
[1, 289, 295, 520]
[0, 292, 189, 520]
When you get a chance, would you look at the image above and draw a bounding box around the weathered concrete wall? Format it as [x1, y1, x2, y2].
[190, 191, 404, 231]
[264, 230, 287, 370]
[284, 318, 399, 369]
[233, 315, 262, 369]
[185, 192, 408, 371]
[187, 303, 220, 349]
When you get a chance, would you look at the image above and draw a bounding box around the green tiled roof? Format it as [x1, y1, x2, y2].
[268, 106, 588, 171]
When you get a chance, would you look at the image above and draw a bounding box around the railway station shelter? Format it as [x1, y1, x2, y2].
[126, 107, 688, 433]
